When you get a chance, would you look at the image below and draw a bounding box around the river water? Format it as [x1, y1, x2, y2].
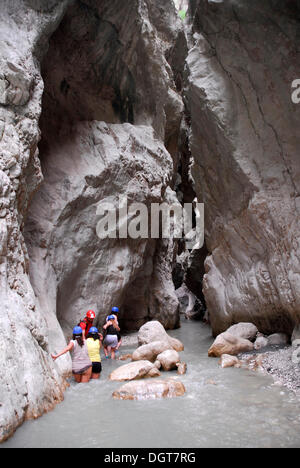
[2, 319, 300, 448]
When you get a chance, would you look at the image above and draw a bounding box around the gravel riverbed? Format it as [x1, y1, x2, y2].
[240, 346, 300, 395]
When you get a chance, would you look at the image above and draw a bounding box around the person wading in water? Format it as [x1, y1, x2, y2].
[78, 310, 96, 338]
[103, 315, 121, 360]
[105, 307, 122, 352]
[86, 327, 103, 380]
[52, 326, 92, 383]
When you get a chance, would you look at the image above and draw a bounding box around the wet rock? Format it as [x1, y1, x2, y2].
[254, 336, 269, 351]
[146, 368, 161, 378]
[226, 323, 258, 343]
[219, 354, 241, 369]
[132, 341, 171, 363]
[168, 337, 184, 352]
[138, 321, 184, 351]
[291, 325, 300, 344]
[241, 354, 265, 372]
[154, 360, 161, 370]
[267, 333, 290, 346]
[118, 354, 133, 362]
[176, 362, 187, 375]
[109, 361, 158, 382]
[208, 332, 254, 358]
[112, 379, 186, 400]
[157, 349, 180, 371]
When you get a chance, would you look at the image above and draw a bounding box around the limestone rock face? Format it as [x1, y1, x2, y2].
[112, 378, 186, 400]
[25, 122, 177, 338]
[0, 0, 184, 442]
[0, 0, 72, 444]
[186, 0, 300, 336]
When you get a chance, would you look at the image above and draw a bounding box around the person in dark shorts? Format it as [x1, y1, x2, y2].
[52, 327, 92, 383]
[106, 307, 122, 351]
[103, 315, 120, 360]
[86, 327, 102, 380]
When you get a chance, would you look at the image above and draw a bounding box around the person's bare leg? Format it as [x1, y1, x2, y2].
[92, 373, 101, 380]
[111, 348, 117, 360]
[73, 374, 81, 383]
[116, 339, 122, 351]
[107, 345, 112, 358]
[81, 367, 92, 383]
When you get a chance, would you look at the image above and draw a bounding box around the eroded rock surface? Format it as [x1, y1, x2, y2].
[109, 360, 160, 382]
[112, 378, 186, 400]
[0, 0, 72, 443]
[138, 320, 184, 351]
[208, 332, 254, 358]
[0, 0, 185, 442]
[186, 0, 300, 336]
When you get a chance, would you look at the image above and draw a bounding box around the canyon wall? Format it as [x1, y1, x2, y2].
[0, 0, 184, 442]
[186, 0, 300, 336]
[1, 0, 300, 443]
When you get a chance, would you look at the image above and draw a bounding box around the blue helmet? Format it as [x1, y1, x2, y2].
[108, 315, 115, 321]
[89, 327, 99, 334]
[73, 326, 83, 336]
[112, 307, 119, 313]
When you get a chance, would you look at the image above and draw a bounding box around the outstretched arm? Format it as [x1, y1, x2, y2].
[52, 341, 74, 361]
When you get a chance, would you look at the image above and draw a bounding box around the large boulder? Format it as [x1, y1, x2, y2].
[267, 333, 290, 346]
[157, 350, 180, 371]
[112, 379, 186, 400]
[132, 341, 171, 363]
[109, 361, 160, 382]
[254, 336, 269, 351]
[292, 325, 300, 344]
[138, 321, 184, 351]
[208, 332, 254, 358]
[226, 323, 258, 342]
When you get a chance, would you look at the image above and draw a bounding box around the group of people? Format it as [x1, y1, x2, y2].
[51, 307, 122, 384]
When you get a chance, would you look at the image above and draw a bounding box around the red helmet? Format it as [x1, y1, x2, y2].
[86, 310, 96, 320]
